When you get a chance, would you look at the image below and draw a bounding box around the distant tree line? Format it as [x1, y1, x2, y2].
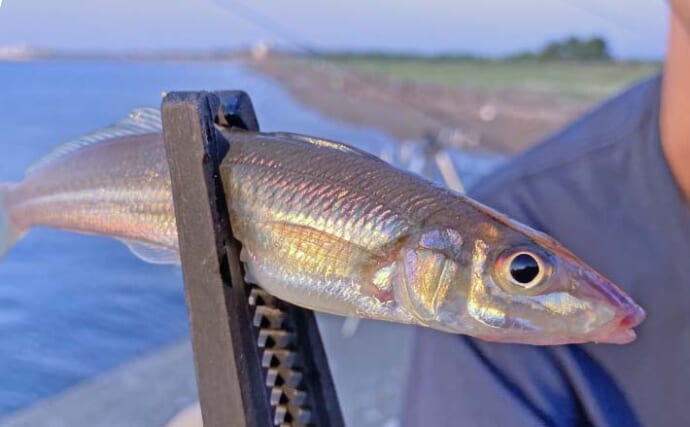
[507, 36, 611, 61]
[312, 35, 612, 62]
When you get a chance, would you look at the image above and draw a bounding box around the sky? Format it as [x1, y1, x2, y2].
[0, 0, 671, 59]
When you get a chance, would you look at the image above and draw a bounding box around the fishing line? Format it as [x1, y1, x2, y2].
[212, 0, 460, 131]
[214, 0, 319, 54]
[551, 0, 658, 39]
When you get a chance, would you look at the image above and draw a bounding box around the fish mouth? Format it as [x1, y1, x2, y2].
[593, 308, 646, 344]
[581, 270, 646, 344]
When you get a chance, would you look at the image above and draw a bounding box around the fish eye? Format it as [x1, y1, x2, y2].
[510, 253, 540, 284]
[499, 249, 549, 289]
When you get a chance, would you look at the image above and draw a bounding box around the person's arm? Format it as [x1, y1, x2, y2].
[660, 13, 690, 202]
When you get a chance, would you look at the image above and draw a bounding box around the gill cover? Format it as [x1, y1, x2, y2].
[394, 229, 464, 323]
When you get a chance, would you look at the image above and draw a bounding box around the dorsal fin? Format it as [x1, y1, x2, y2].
[267, 132, 384, 162]
[27, 108, 162, 176]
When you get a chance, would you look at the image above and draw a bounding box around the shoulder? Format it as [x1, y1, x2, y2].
[469, 75, 662, 227]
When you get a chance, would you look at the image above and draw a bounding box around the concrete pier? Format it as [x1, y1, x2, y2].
[0, 314, 413, 427]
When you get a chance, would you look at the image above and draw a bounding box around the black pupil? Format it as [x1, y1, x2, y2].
[510, 254, 540, 284]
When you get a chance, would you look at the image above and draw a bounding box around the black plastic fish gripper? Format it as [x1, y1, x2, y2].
[161, 91, 344, 427]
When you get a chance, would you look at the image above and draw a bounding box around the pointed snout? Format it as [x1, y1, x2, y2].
[581, 270, 646, 344]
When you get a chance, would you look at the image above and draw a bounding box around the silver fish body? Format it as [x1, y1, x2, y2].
[1, 110, 178, 263]
[6, 133, 177, 257]
[0, 110, 645, 344]
[221, 132, 645, 344]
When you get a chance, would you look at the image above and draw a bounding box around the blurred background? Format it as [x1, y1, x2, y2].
[0, 0, 667, 426]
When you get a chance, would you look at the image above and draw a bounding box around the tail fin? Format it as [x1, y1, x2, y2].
[0, 185, 24, 259]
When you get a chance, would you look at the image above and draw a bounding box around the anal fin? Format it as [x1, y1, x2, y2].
[119, 239, 180, 265]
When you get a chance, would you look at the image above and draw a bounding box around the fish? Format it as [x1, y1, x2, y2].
[0, 109, 645, 345]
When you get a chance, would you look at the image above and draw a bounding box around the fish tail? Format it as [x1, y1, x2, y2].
[0, 184, 24, 259]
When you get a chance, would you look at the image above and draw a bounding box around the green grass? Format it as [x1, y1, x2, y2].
[309, 56, 661, 102]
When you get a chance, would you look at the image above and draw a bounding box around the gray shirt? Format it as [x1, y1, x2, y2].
[402, 76, 690, 427]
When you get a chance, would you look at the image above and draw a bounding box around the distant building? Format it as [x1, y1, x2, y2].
[251, 41, 270, 61]
[0, 45, 51, 61]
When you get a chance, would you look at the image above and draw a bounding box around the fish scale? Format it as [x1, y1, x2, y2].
[235, 161, 409, 251]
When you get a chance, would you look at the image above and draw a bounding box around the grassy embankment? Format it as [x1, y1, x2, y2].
[306, 54, 661, 102]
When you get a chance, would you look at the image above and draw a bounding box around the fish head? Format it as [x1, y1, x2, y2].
[393, 209, 645, 345]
